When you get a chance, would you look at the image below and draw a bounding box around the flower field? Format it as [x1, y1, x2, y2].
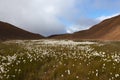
[0, 40, 120, 80]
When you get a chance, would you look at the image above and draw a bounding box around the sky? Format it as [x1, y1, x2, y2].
[0, 0, 120, 36]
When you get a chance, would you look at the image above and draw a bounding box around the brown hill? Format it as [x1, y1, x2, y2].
[49, 15, 120, 40]
[0, 21, 44, 40]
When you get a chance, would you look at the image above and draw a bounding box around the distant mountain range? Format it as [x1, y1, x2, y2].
[49, 15, 120, 40]
[0, 21, 44, 40]
[0, 15, 120, 41]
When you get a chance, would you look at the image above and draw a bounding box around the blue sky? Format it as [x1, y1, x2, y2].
[60, 0, 120, 33]
[0, 0, 120, 36]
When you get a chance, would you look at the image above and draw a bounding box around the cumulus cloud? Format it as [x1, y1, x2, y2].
[0, 0, 79, 36]
[65, 0, 120, 34]
[66, 17, 100, 33]
[96, 13, 120, 21]
[66, 17, 99, 33]
[0, 0, 120, 36]
[66, 25, 81, 33]
[66, 13, 120, 33]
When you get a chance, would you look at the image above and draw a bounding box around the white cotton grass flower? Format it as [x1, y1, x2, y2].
[1, 39, 119, 80]
[115, 74, 119, 78]
[76, 76, 79, 79]
[61, 74, 64, 77]
[67, 69, 71, 75]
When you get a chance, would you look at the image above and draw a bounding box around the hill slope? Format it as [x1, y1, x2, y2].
[49, 15, 120, 40]
[0, 21, 44, 40]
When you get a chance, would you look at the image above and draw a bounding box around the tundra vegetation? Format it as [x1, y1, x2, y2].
[0, 40, 120, 80]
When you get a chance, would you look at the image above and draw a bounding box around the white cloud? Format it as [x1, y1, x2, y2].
[66, 12, 120, 33]
[0, 0, 120, 36]
[66, 25, 88, 33]
[66, 17, 99, 33]
[97, 13, 120, 21]
[0, 0, 79, 36]
[66, 25, 80, 33]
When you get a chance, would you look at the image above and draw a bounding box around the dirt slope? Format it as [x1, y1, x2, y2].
[49, 15, 120, 40]
[0, 21, 44, 40]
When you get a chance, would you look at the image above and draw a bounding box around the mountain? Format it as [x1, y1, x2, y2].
[0, 21, 44, 40]
[49, 15, 120, 40]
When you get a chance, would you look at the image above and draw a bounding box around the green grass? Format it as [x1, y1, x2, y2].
[0, 40, 120, 80]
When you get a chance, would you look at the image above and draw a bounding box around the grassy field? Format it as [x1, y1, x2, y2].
[0, 40, 120, 80]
